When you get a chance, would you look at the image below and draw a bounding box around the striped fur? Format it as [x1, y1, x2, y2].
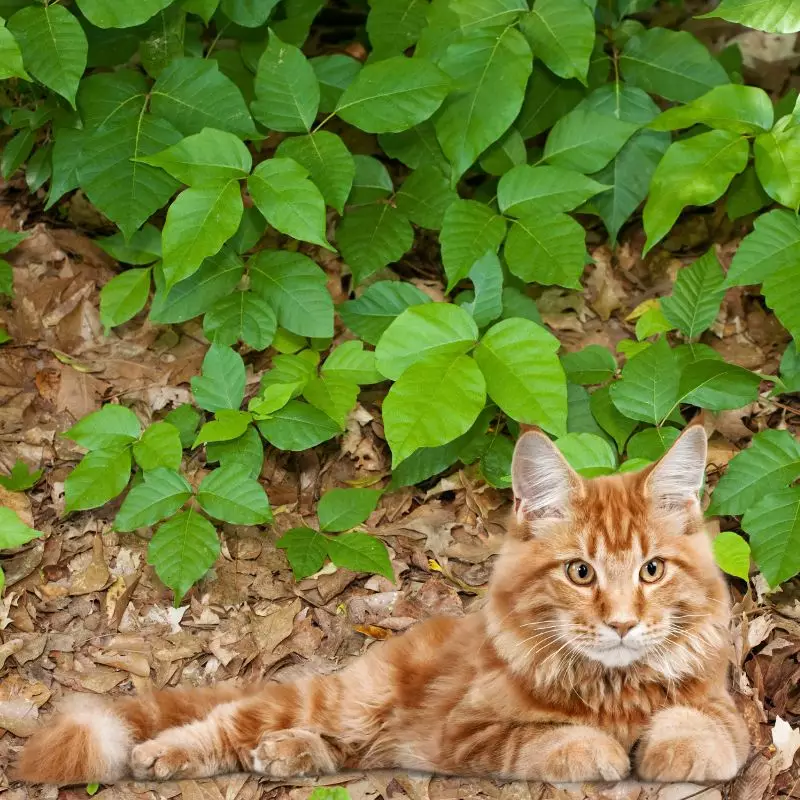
[16, 426, 749, 784]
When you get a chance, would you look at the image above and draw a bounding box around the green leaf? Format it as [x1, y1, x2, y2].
[743, 488, 800, 586]
[336, 204, 413, 285]
[517, 61, 584, 139]
[378, 121, 448, 171]
[376, 302, 479, 381]
[504, 213, 587, 289]
[115, 468, 192, 531]
[479, 127, 526, 176]
[725, 210, 800, 287]
[499, 165, 609, 217]
[633, 302, 671, 341]
[367, 0, 429, 57]
[0, 508, 41, 550]
[450, 0, 527, 30]
[336, 56, 450, 134]
[250, 382, 302, 420]
[1, 129, 34, 180]
[151, 57, 255, 137]
[779, 341, 800, 394]
[100, 268, 152, 333]
[148, 509, 220, 603]
[183, 0, 220, 23]
[65, 448, 132, 512]
[260, 352, 318, 395]
[161, 182, 244, 289]
[318, 487, 382, 532]
[561, 345, 616, 385]
[197, 464, 272, 524]
[519, 0, 594, 84]
[248, 158, 331, 250]
[312, 54, 361, 113]
[220, 0, 280, 26]
[78, 114, 182, 240]
[303, 375, 358, 428]
[651, 84, 773, 135]
[76, 0, 174, 28]
[206, 425, 264, 478]
[257, 400, 341, 450]
[275, 132, 354, 215]
[727, 165, 772, 221]
[609, 338, 679, 425]
[0, 460, 43, 492]
[8, 5, 86, 107]
[339, 281, 431, 345]
[661, 250, 726, 338]
[191, 343, 246, 412]
[0, 259, 11, 298]
[626, 426, 680, 461]
[138, 128, 252, 186]
[252, 32, 319, 133]
[677, 359, 761, 413]
[480, 434, 514, 488]
[710, 429, 800, 516]
[384, 352, 485, 467]
[460, 250, 503, 329]
[348, 155, 393, 205]
[619, 28, 729, 103]
[435, 27, 531, 180]
[0, 19, 29, 80]
[473, 317, 567, 435]
[754, 115, 800, 211]
[699, 0, 800, 35]
[322, 341, 385, 385]
[138, 5, 185, 79]
[325, 532, 393, 580]
[0, 327, 11, 345]
[543, 107, 639, 173]
[589, 385, 637, 452]
[150, 247, 244, 324]
[203, 291, 277, 350]
[712, 530, 751, 582]
[556, 432, 617, 477]
[276, 527, 327, 579]
[97, 225, 161, 265]
[395, 165, 457, 230]
[249, 250, 334, 338]
[440, 200, 506, 292]
[133, 422, 183, 471]
[587, 130, 675, 242]
[64, 404, 141, 451]
[164, 404, 201, 449]
[0, 229, 29, 254]
[643, 130, 748, 255]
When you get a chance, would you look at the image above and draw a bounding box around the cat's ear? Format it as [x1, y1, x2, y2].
[645, 424, 707, 512]
[512, 431, 581, 522]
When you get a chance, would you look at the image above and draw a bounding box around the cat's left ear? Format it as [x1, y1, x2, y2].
[645, 423, 707, 513]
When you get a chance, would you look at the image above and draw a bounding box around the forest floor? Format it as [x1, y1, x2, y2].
[2, 19, 800, 800]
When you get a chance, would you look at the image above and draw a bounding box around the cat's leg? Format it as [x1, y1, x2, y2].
[635, 702, 750, 782]
[440, 721, 631, 781]
[251, 729, 345, 777]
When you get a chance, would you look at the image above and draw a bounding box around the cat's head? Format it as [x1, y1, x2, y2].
[489, 425, 729, 682]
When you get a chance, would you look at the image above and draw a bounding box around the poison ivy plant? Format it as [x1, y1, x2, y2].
[4, 0, 800, 599]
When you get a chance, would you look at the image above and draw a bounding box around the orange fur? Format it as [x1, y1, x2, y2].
[16, 426, 749, 784]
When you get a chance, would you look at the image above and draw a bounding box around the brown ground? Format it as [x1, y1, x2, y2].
[2, 23, 800, 799]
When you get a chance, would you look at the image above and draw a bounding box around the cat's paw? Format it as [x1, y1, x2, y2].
[251, 728, 340, 778]
[540, 727, 630, 782]
[636, 708, 740, 782]
[130, 738, 197, 781]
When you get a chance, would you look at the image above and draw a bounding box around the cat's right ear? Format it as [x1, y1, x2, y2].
[511, 431, 581, 524]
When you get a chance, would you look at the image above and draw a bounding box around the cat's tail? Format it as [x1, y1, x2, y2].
[14, 684, 249, 785]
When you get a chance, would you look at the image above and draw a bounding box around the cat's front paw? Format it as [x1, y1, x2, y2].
[251, 728, 341, 778]
[636, 708, 740, 782]
[131, 739, 194, 780]
[541, 727, 630, 782]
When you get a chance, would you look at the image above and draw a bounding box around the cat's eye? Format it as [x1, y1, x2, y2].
[565, 560, 595, 586]
[640, 558, 665, 583]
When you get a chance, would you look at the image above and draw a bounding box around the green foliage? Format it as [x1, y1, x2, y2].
[5, 0, 800, 598]
[0, 508, 41, 593]
[0, 460, 42, 491]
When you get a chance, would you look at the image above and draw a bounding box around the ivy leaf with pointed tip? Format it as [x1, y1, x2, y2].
[115, 468, 193, 531]
[754, 115, 800, 212]
[0, 508, 42, 550]
[322, 341, 385, 385]
[97, 226, 161, 265]
[743, 488, 800, 587]
[248, 158, 331, 250]
[590, 385, 637, 453]
[76, 0, 175, 28]
[192, 410, 252, 447]
[65, 448, 132, 513]
[312, 54, 361, 113]
[627, 426, 680, 461]
[367, 0, 429, 57]
[256, 400, 341, 450]
[64, 405, 141, 451]
[318, 487, 382, 532]
[276, 527, 328, 579]
[556, 432, 617, 478]
[698, 0, 800, 35]
[251, 31, 319, 133]
[164, 404, 201, 449]
[712, 530, 751, 582]
[191, 343, 246, 413]
[643, 130, 748, 255]
[325, 532, 393, 580]
[459, 250, 503, 329]
[661, 250, 726, 338]
[561, 345, 617, 385]
[148, 509, 220, 604]
[206, 425, 264, 478]
[100, 268, 152, 333]
[133, 422, 183, 471]
[302, 375, 358, 428]
[0, 460, 43, 492]
[676, 359, 761, 414]
[395, 165, 457, 230]
[203, 290, 277, 351]
[0, 19, 29, 81]
[348, 155, 393, 206]
[499, 165, 610, 218]
[197, 464, 272, 525]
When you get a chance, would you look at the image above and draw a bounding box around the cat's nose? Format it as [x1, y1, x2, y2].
[607, 620, 637, 638]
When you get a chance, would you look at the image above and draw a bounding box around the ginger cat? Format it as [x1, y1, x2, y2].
[16, 425, 749, 785]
